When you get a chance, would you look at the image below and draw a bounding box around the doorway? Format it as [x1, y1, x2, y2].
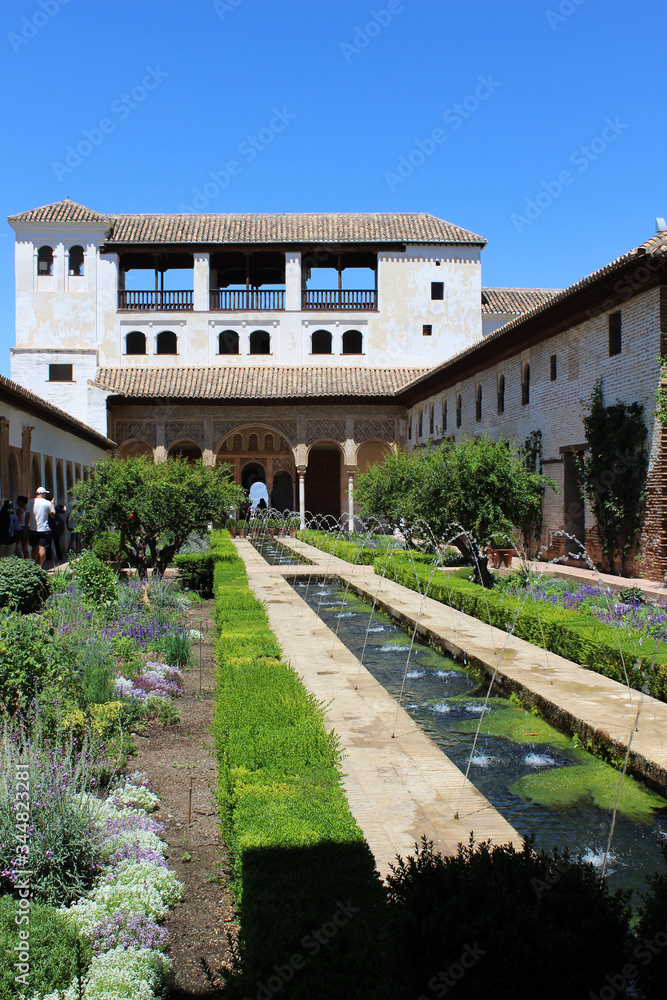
[305, 448, 340, 519]
[563, 451, 586, 557]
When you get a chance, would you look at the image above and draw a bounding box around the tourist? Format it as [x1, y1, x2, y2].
[52, 503, 67, 562]
[26, 486, 56, 567]
[67, 506, 81, 554]
[14, 495, 29, 558]
[0, 501, 20, 558]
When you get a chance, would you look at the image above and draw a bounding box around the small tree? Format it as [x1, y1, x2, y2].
[71, 455, 243, 577]
[579, 380, 647, 575]
[355, 436, 550, 585]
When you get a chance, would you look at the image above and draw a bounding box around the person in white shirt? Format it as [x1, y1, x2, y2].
[26, 486, 56, 567]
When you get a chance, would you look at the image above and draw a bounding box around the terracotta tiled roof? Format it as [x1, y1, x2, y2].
[0, 374, 114, 448]
[8, 202, 485, 246]
[481, 287, 561, 315]
[8, 200, 110, 225]
[400, 233, 667, 399]
[93, 365, 430, 400]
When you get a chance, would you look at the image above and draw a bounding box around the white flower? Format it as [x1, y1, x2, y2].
[34, 946, 172, 1000]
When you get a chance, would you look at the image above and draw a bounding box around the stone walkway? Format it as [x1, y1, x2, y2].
[279, 537, 667, 792]
[237, 540, 521, 876]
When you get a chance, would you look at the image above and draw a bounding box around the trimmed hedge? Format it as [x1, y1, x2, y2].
[375, 553, 667, 702]
[210, 531, 386, 999]
[172, 552, 215, 596]
[296, 529, 377, 565]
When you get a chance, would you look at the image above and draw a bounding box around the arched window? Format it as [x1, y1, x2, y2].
[156, 330, 177, 355]
[218, 330, 239, 355]
[429, 403, 434, 436]
[38, 246, 53, 276]
[311, 330, 332, 355]
[248, 434, 259, 451]
[68, 245, 84, 276]
[521, 363, 530, 406]
[44, 457, 54, 496]
[342, 329, 363, 355]
[233, 434, 243, 450]
[456, 393, 462, 429]
[475, 383, 482, 422]
[126, 331, 146, 355]
[497, 374, 505, 415]
[442, 397, 448, 432]
[249, 330, 270, 355]
[264, 434, 274, 451]
[418, 408, 423, 439]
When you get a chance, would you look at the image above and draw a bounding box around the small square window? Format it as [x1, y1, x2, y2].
[48, 364, 73, 382]
[431, 282, 444, 300]
[550, 354, 557, 381]
[608, 312, 622, 356]
[422, 324, 432, 337]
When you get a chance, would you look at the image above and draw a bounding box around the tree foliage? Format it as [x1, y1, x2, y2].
[355, 436, 551, 584]
[71, 456, 243, 577]
[579, 380, 647, 575]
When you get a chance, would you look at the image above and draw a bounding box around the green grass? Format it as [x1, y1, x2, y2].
[210, 531, 387, 1000]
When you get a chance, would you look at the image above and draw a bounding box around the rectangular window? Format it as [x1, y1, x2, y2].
[422, 324, 432, 337]
[608, 312, 622, 356]
[550, 354, 557, 381]
[431, 282, 444, 300]
[48, 364, 73, 382]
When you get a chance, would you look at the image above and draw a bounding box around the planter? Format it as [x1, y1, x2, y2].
[289, 527, 296, 538]
[268, 528, 276, 538]
[229, 529, 237, 539]
[104, 559, 122, 572]
[489, 547, 514, 568]
[239, 529, 247, 538]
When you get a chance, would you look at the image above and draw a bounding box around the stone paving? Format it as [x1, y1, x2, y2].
[237, 540, 521, 876]
[278, 537, 667, 793]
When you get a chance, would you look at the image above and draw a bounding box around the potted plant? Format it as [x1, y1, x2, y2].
[287, 516, 300, 538]
[267, 518, 276, 538]
[236, 519, 248, 538]
[488, 532, 515, 569]
[225, 517, 238, 539]
[92, 530, 124, 570]
[249, 518, 262, 539]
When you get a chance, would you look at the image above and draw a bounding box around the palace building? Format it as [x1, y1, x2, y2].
[6, 200, 667, 577]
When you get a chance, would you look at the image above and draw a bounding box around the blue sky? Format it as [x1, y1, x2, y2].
[0, 0, 665, 375]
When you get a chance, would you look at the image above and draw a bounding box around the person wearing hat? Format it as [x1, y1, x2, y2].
[26, 486, 56, 567]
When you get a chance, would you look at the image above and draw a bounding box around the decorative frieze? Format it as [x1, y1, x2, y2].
[114, 419, 157, 447]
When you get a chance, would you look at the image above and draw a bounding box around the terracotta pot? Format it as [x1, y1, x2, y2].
[289, 527, 296, 538]
[269, 528, 275, 538]
[105, 559, 122, 572]
[239, 529, 247, 538]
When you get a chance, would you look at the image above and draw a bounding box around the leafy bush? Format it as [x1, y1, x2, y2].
[92, 531, 122, 562]
[375, 553, 667, 702]
[173, 552, 215, 596]
[385, 836, 631, 1000]
[634, 848, 667, 999]
[0, 556, 51, 612]
[0, 609, 74, 714]
[211, 531, 386, 999]
[296, 529, 378, 565]
[0, 895, 89, 1000]
[70, 550, 118, 606]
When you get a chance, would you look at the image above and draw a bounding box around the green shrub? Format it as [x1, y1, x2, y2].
[375, 553, 667, 702]
[385, 836, 631, 1000]
[92, 530, 122, 562]
[70, 550, 118, 606]
[0, 894, 90, 1000]
[634, 848, 667, 999]
[173, 552, 215, 596]
[0, 557, 51, 613]
[296, 529, 377, 565]
[210, 531, 386, 999]
[0, 610, 74, 714]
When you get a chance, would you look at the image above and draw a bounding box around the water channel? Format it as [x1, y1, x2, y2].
[253, 537, 667, 897]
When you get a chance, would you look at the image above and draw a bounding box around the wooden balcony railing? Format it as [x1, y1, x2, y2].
[302, 289, 377, 311]
[209, 289, 285, 311]
[118, 290, 193, 311]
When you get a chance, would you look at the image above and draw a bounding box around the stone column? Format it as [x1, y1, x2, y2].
[346, 467, 355, 533]
[203, 415, 215, 467]
[193, 253, 210, 311]
[0, 418, 9, 500]
[297, 466, 306, 528]
[285, 251, 302, 311]
[21, 425, 33, 497]
[154, 411, 166, 463]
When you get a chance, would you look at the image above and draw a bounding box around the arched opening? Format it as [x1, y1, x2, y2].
[56, 460, 65, 503]
[311, 330, 332, 355]
[342, 329, 363, 355]
[8, 451, 19, 502]
[248, 434, 259, 451]
[117, 440, 153, 459]
[522, 363, 530, 406]
[418, 408, 423, 439]
[75, 464, 82, 483]
[305, 443, 341, 519]
[456, 393, 462, 429]
[126, 331, 147, 355]
[475, 383, 482, 422]
[68, 245, 84, 276]
[44, 457, 54, 496]
[442, 396, 448, 433]
[264, 434, 274, 451]
[271, 470, 293, 513]
[497, 374, 505, 415]
[218, 330, 239, 355]
[31, 455, 41, 495]
[38, 246, 53, 276]
[66, 461, 74, 505]
[233, 433, 243, 450]
[356, 441, 391, 475]
[168, 441, 201, 463]
[249, 330, 270, 355]
[83, 468, 89, 484]
[156, 330, 178, 355]
[241, 462, 266, 493]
